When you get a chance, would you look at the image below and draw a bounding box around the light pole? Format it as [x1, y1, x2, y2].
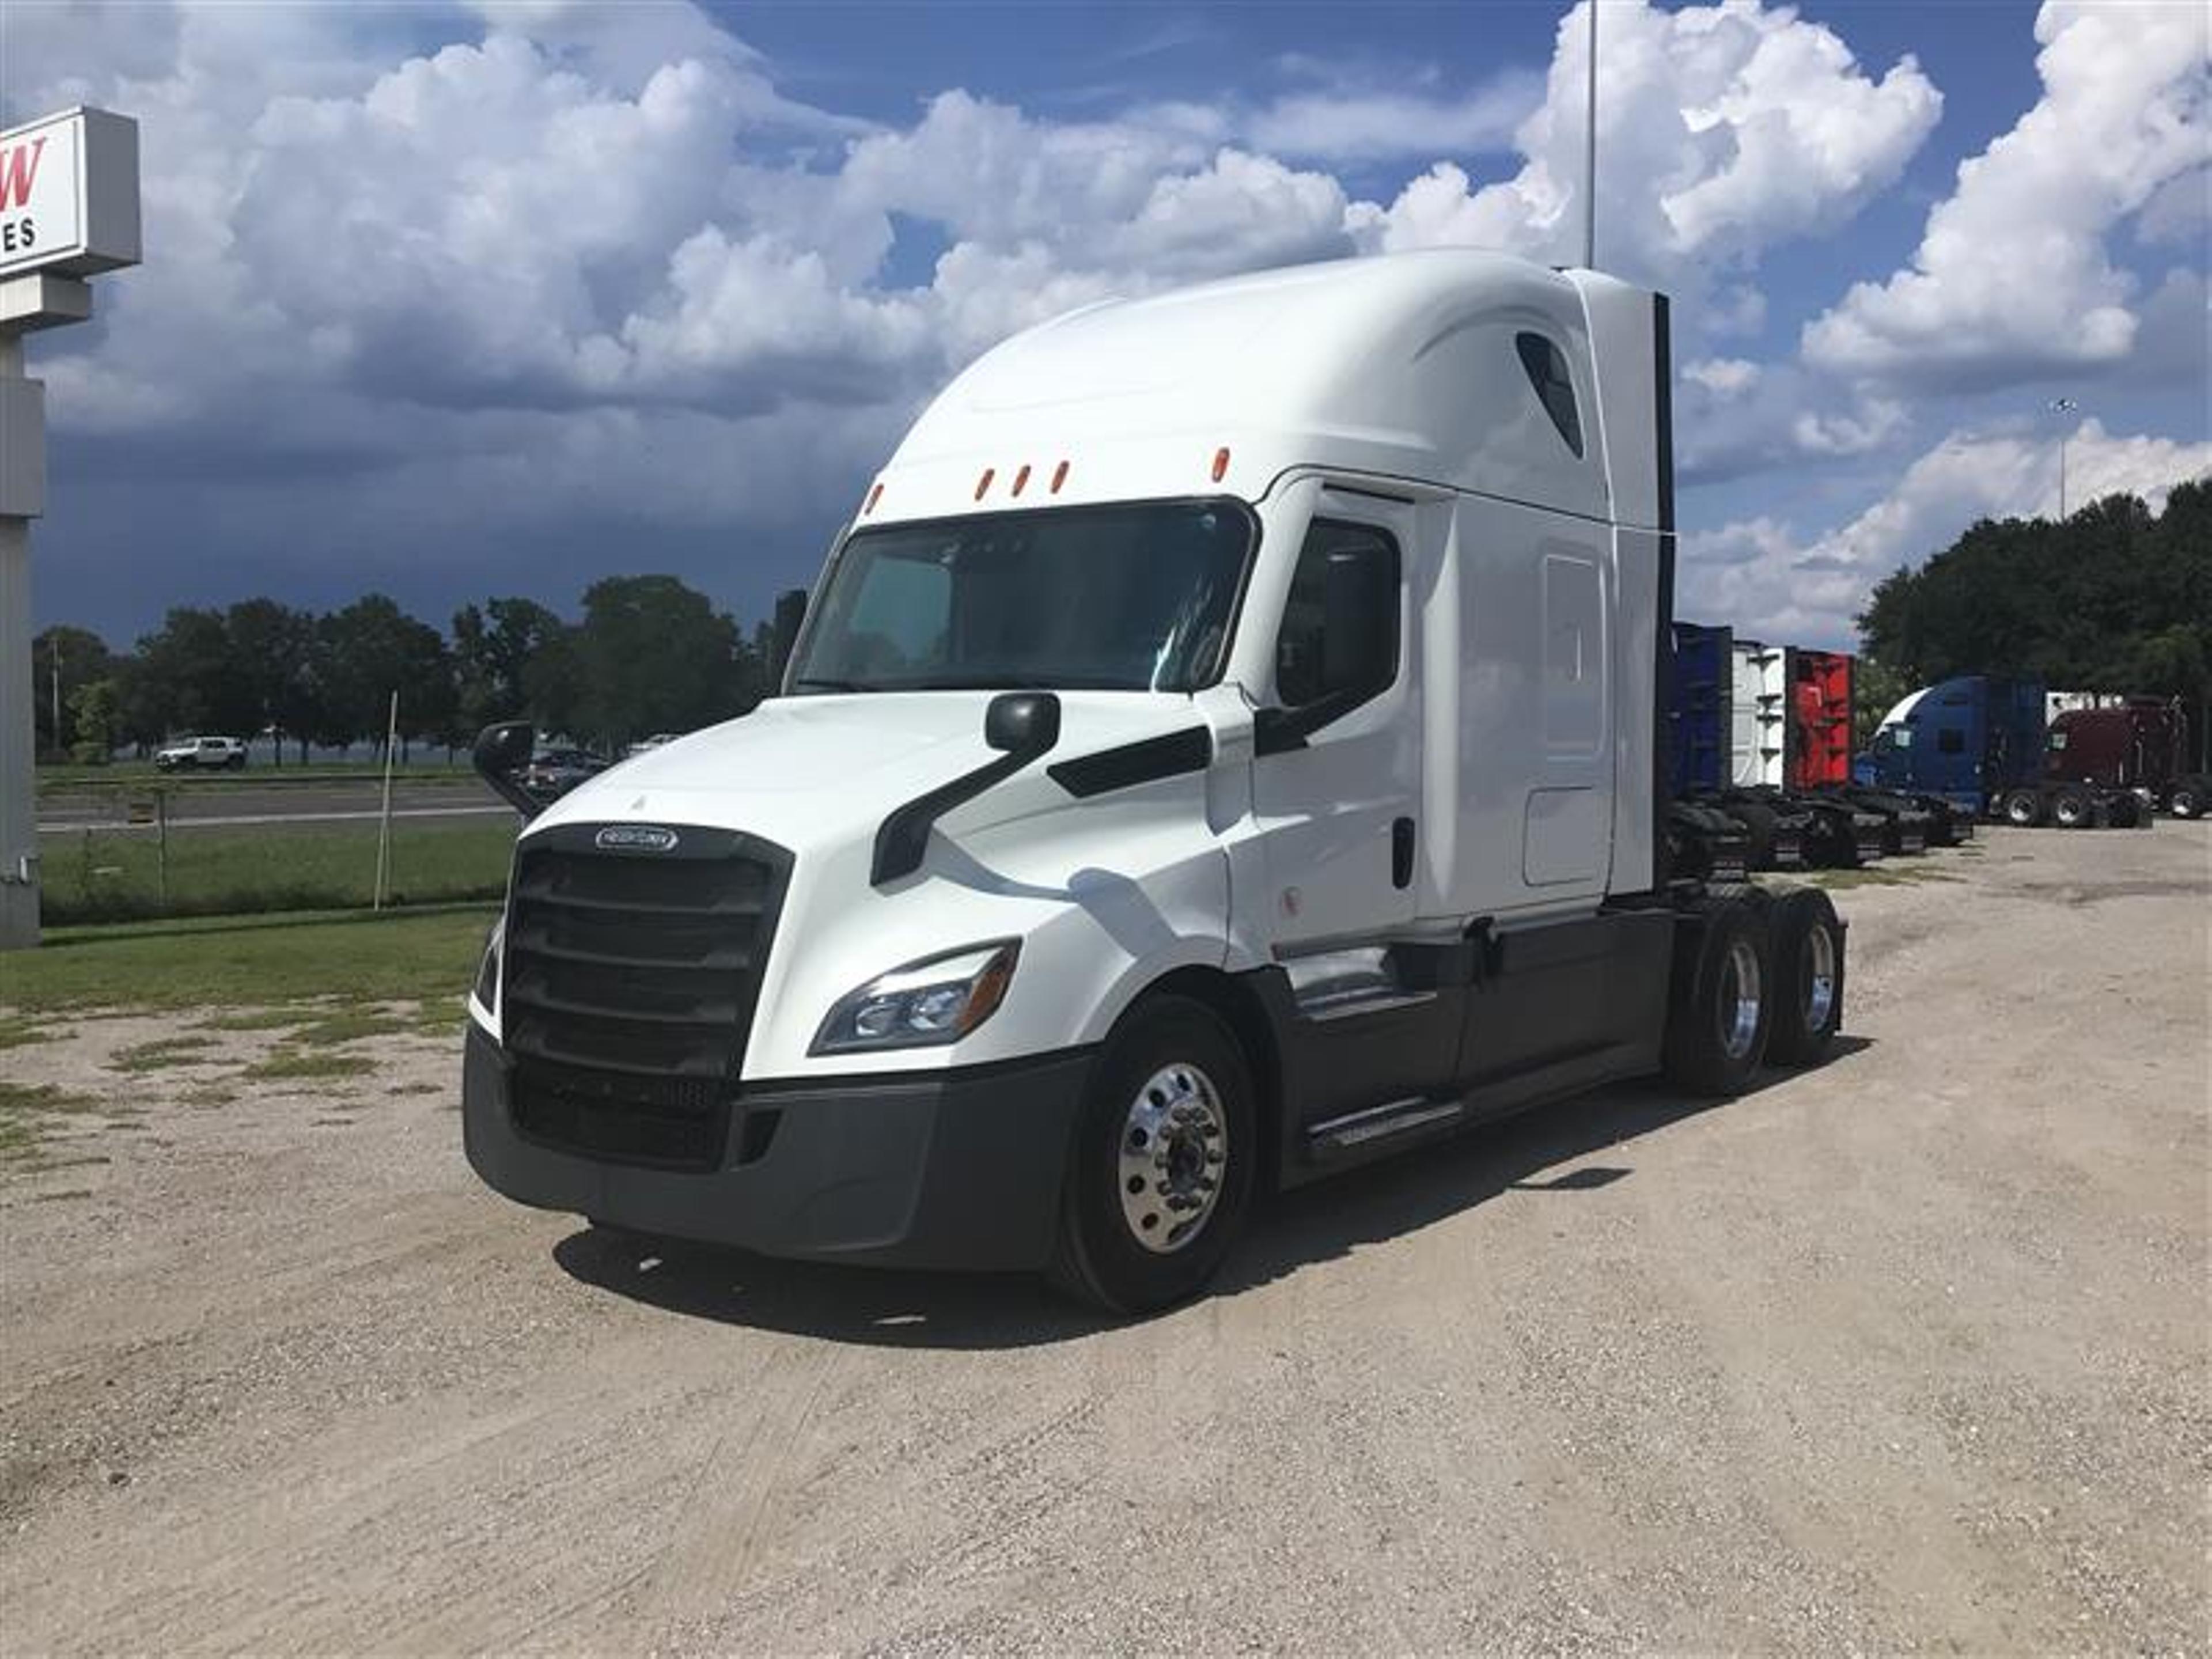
[1582, 0, 1599, 269]
[2047, 396, 2078, 520]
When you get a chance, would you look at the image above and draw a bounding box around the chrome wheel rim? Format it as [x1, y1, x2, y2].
[1118, 1063, 1227, 1253]
[1718, 936, 1763, 1062]
[1800, 924, 1836, 1035]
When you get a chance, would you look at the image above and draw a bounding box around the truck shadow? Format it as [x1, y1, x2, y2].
[551, 1037, 1873, 1350]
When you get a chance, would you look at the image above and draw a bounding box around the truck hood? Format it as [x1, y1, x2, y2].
[526, 691, 1218, 854]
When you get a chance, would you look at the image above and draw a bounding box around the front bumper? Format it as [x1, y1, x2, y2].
[462, 1024, 1090, 1271]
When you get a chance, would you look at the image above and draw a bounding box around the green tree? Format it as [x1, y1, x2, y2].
[66, 677, 120, 764]
[133, 608, 253, 738]
[316, 595, 453, 757]
[224, 599, 320, 766]
[29, 624, 111, 759]
[572, 575, 744, 750]
[453, 596, 567, 740]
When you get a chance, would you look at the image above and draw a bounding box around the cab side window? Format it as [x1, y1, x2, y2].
[1274, 520, 1400, 713]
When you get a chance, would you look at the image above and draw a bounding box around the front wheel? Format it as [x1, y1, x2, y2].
[2169, 779, 2206, 820]
[1999, 787, 2043, 827]
[1047, 996, 1256, 1316]
[2050, 785, 2092, 828]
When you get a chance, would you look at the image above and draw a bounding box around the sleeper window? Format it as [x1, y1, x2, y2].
[1515, 333, 1585, 458]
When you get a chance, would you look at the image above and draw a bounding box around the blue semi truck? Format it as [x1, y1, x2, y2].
[1857, 675, 2188, 827]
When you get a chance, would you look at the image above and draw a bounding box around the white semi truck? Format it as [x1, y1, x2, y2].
[462, 250, 1848, 1312]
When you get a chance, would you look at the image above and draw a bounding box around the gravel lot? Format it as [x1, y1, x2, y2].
[3, 824, 2207, 1654]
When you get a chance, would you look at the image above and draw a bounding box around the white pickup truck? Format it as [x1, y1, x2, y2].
[153, 735, 247, 772]
[462, 249, 1849, 1312]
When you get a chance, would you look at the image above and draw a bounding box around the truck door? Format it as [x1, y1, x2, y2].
[1249, 493, 1421, 952]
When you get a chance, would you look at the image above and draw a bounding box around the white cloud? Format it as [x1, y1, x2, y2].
[1346, 0, 1941, 291]
[1683, 357, 1761, 397]
[1802, 0, 2211, 391]
[1240, 74, 1543, 162]
[1681, 419, 2212, 644]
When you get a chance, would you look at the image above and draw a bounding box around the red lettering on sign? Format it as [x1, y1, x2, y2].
[0, 137, 47, 211]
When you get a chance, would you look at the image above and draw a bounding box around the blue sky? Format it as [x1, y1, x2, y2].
[7, 0, 2207, 651]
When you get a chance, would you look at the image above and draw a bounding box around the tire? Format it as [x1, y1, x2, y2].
[1047, 995, 1256, 1316]
[1662, 897, 1774, 1096]
[1999, 787, 2043, 827]
[226, 753, 245, 771]
[2050, 785, 2092, 828]
[1765, 888, 1844, 1067]
[2169, 779, 2206, 820]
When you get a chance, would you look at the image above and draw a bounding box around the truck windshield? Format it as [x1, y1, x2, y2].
[789, 501, 1254, 694]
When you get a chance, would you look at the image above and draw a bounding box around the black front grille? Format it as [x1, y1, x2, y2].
[501, 823, 791, 1170]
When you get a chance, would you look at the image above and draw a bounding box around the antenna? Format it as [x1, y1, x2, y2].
[1582, 0, 1599, 270]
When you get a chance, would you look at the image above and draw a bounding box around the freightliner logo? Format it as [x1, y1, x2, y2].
[594, 824, 681, 854]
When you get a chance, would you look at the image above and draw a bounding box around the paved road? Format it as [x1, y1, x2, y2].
[36, 778, 509, 834]
[2, 825, 2206, 1652]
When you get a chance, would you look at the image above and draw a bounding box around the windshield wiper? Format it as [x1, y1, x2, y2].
[790, 677, 878, 693]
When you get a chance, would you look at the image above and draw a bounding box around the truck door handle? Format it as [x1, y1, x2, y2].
[1391, 817, 1415, 889]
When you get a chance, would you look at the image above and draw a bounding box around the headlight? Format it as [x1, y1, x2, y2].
[811, 941, 1019, 1056]
[473, 919, 503, 1014]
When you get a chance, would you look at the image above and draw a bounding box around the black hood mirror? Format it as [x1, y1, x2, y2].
[473, 719, 541, 819]
[985, 691, 1061, 756]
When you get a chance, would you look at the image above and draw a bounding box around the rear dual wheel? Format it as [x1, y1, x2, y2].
[2050, 785, 2092, 828]
[1766, 888, 1843, 1067]
[1662, 899, 1774, 1095]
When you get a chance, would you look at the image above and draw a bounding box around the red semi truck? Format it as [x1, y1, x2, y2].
[2046, 698, 2208, 819]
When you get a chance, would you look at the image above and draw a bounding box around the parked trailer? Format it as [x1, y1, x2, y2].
[1859, 675, 2152, 827]
[459, 250, 1849, 1312]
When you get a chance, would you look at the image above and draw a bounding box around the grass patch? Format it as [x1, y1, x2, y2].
[0, 1082, 103, 1167]
[1, 906, 495, 1015]
[108, 1035, 221, 1074]
[388, 1081, 444, 1097]
[0, 1017, 54, 1050]
[195, 1007, 317, 1033]
[184, 1084, 238, 1107]
[245, 1049, 376, 1082]
[1806, 864, 1967, 890]
[38, 818, 514, 926]
[289, 1011, 409, 1047]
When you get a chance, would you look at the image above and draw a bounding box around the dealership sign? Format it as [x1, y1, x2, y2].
[0, 108, 141, 279]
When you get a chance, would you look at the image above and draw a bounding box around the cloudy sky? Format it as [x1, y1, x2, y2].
[8, 0, 2208, 650]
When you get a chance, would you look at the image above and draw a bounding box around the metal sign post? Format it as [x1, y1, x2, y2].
[0, 108, 141, 950]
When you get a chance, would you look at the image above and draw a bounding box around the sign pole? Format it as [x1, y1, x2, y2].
[374, 691, 399, 911]
[0, 108, 141, 950]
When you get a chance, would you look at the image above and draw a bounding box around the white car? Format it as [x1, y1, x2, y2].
[154, 734, 248, 772]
